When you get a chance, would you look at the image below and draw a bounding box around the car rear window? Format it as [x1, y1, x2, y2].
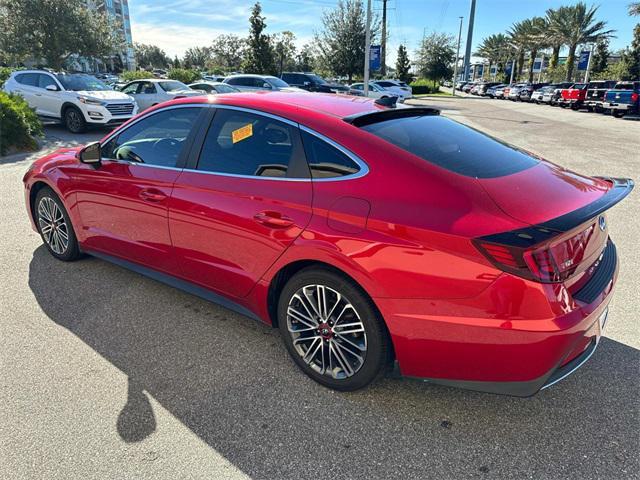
[360, 115, 539, 178]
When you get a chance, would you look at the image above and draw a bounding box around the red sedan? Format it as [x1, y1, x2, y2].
[24, 92, 633, 395]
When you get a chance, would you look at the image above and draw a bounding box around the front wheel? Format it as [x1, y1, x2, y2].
[35, 187, 81, 261]
[64, 107, 87, 133]
[278, 268, 391, 391]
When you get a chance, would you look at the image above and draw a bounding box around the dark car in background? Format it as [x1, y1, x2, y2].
[281, 72, 350, 94]
[585, 80, 618, 112]
[518, 83, 549, 102]
[603, 81, 640, 117]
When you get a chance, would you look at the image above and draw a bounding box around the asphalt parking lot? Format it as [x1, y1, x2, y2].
[1, 98, 638, 480]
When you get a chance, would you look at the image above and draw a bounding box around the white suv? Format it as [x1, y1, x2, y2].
[3, 70, 138, 133]
[371, 80, 413, 100]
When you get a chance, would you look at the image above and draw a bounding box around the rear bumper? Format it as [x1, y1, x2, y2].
[604, 102, 636, 112]
[377, 243, 619, 397]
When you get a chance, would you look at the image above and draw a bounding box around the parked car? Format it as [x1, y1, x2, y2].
[531, 85, 556, 104]
[203, 75, 226, 82]
[349, 82, 402, 101]
[518, 83, 549, 102]
[188, 81, 240, 94]
[548, 82, 574, 106]
[25, 92, 632, 395]
[3, 70, 138, 133]
[442, 80, 453, 87]
[493, 85, 508, 99]
[281, 72, 351, 94]
[584, 80, 618, 112]
[223, 74, 302, 92]
[152, 69, 168, 78]
[461, 82, 477, 93]
[501, 84, 514, 99]
[371, 80, 413, 100]
[603, 81, 640, 117]
[120, 79, 202, 111]
[455, 81, 468, 91]
[559, 83, 589, 109]
[508, 83, 529, 101]
[476, 82, 502, 96]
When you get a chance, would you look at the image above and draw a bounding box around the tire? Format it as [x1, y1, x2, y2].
[612, 110, 624, 118]
[278, 267, 391, 391]
[64, 106, 87, 133]
[34, 187, 81, 261]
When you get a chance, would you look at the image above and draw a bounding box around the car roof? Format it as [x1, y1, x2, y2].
[225, 74, 274, 79]
[165, 91, 390, 121]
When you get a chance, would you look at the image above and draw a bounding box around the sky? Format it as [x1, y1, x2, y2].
[128, 0, 638, 66]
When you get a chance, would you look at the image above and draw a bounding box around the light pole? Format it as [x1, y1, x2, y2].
[364, 0, 372, 96]
[509, 59, 516, 84]
[452, 16, 463, 96]
[462, 0, 476, 81]
[584, 44, 594, 83]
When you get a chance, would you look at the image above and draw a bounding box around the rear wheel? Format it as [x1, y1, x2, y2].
[35, 187, 81, 261]
[612, 110, 624, 118]
[278, 268, 390, 391]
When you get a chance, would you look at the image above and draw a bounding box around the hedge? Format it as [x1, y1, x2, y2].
[0, 91, 43, 156]
[167, 68, 201, 84]
[121, 70, 154, 81]
[409, 79, 440, 95]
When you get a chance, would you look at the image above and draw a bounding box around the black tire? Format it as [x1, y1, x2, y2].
[34, 187, 81, 261]
[612, 110, 624, 118]
[278, 267, 391, 391]
[64, 106, 87, 133]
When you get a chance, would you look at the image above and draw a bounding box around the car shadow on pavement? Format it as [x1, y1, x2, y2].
[28, 246, 640, 479]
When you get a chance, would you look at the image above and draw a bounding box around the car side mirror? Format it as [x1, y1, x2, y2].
[78, 142, 101, 166]
[45, 84, 59, 92]
[262, 82, 272, 89]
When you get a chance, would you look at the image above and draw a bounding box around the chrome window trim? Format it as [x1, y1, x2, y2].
[99, 102, 370, 182]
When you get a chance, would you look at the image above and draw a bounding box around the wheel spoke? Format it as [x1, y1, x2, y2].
[333, 337, 364, 362]
[287, 305, 317, 329]
[333, 321, 365, 335]
[333, 304, 356, 326]
[303, 337, 322, 364]
[302, 286, 322, 319]
[334, 332, 366, 352]
[330, 340, 354, 377]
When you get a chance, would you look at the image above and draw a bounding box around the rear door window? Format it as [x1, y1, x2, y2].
[300, 131, 361, 178]
[15, 73, 38, 86]
[360, 115, 539, 178]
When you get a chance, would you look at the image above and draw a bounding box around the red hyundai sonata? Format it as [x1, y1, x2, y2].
[24, 92, 633, 395]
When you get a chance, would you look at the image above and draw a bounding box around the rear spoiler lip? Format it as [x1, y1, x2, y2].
[477, 176, 634, 249]
[343, 106, 440, 127]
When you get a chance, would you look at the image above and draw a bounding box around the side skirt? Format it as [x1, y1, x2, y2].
[86, 249, 263, 323]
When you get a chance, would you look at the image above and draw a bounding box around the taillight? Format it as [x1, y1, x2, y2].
[632, 92, 639, 102]
[474, 223, 597, 283]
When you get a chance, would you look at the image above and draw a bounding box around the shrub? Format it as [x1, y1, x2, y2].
[121, 70, 154, 81]
[0, 92, 43, 156]
[410, 79, 438, 95]
[167, 68, 201, 84]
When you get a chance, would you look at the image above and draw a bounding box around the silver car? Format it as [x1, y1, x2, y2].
[120, 79, 202, 111]
[222, 74, 303, 92]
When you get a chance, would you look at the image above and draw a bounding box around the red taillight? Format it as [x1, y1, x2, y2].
[632, 92, 639, 102]
[475, 223, 597, 283]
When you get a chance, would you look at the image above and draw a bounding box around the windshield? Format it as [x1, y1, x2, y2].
[214, 83, 239, 93]
[307, 74, 327, 85]
[267, 77, 290, 88]
[159, 81, 189, 92]
[56, 74, 111, 91]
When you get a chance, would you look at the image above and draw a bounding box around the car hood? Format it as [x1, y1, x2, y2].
[75, 90, 132, 101]
[477, 160, 612, 225]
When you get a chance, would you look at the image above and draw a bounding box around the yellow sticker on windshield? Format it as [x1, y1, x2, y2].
[232, 123, 253, 144]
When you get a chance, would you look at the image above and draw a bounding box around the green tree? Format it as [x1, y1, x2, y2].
[134, 43, 170, 70]
[243, 2, 275, 74]
[627, 24, 640, 79]
[273, 31, 296, 76]
[211, 34, 246, 72]
[0, 0, 120, 70]
[630, 2, 640, 16]
[395, 44, 411, 82]
[476, 33, 514, 79]
[183, 47, 211, 70]
[316, 0, 377, 82]
[172, 56, 182, 69]
[545, 6, 573, 69]
[295, 44, 316, 72]
[416, 32, 455, 86]
[590, 39, 609, 75]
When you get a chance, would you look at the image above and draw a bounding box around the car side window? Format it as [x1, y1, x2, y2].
[101, 107, 201, 167]
[37, 74, 58, 90]
[15, 73, 38, 86]
[300, 131, 361, 179]
[122, 82, 138, 94]
[197, 109, 302, 178]
[139, 82, 157, 94]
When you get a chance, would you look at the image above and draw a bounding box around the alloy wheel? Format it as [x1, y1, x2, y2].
[286, 284, 367, 380]
[38, 197, 69, 255]
[67, 110, 82, 132]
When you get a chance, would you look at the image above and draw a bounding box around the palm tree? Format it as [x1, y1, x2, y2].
[549, 2, 615, 81]
[508, 19, 539, 81]
[629, 2, 640, 16]
[475, 33, 512, 79]
[525, 17, 550, 82]
[545, 6, 573, 69]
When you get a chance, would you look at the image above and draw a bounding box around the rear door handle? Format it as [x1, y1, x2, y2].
[139, 188, 167, 202]
[253, 211, 294, 228]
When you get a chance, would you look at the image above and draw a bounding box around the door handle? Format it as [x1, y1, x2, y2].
[139, 188, 167, 202]
[253, 211, 294, 228]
